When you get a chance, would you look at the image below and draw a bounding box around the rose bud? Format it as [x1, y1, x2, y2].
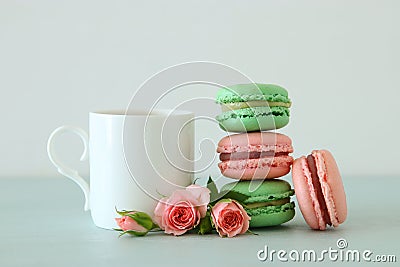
[115, 210, 156, 237]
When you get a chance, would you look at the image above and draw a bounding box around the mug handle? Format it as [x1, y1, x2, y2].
[47, 125, 90, 211]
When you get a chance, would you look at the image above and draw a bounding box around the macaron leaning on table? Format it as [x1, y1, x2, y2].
[217, 132, 294, 180]
[221, 180, 295, 227]
[215, 83, 291, 132]
[292, 150, 347, 230]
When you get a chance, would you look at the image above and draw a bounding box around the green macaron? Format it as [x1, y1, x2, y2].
[221, 180, 295, 227]
[215, 84, 291, 132]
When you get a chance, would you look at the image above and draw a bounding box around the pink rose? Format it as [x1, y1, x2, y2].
[153, 185, 211, 236]
[211, 199, 250, 237]
[115, 212, 148, 232]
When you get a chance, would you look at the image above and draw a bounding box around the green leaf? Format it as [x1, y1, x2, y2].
[151, 223, 160, 230]
[217, 198, 233, 203]
[246, 229, 258, 235]
[219, 190, 250, 203]
[193, 177, 200, 184]
[127, 212, 154, 230]
[197, 213, 213, 235]
[115, 207, 137, 216]
[119, 230, 148, 237]
[208, 205, 216, 228]
[207, 176, 219, 202]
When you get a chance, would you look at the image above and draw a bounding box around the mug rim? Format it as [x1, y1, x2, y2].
[90, 109, 194, 117]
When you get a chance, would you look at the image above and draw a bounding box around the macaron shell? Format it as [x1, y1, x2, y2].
[292, 157, 322, 230]
[217, 106, 289, 132]
[221, 179, 294, 203]
[316, 150, 347, 224]
[219, 157, 292, 179]
[248, 204, 295, 228]
[216, 83, 290, 104]
[217, 132, 293, 152]
[221, 165, 291, 180]
[218, 113, 289, 132]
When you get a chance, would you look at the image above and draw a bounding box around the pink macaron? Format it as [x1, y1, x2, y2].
[292, 150, 347, 230]
[217, 132, 294, 180]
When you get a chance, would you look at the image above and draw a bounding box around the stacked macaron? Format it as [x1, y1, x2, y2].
[216, 83, 291, 132]
[215, 83, 347, 230]
[215, 84, 296, 228]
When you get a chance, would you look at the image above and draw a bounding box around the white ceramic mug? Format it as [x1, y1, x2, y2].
[47, 109, 194, 229]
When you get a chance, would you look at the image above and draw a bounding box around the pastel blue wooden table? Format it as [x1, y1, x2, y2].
[0, 177, 398, 266]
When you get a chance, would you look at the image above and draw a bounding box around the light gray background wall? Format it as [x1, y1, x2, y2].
[1, 0, 399, 178]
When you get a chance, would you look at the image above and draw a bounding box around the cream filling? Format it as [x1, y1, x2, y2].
[244, 198, 290, 209]
[221, 101, 291, 112]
